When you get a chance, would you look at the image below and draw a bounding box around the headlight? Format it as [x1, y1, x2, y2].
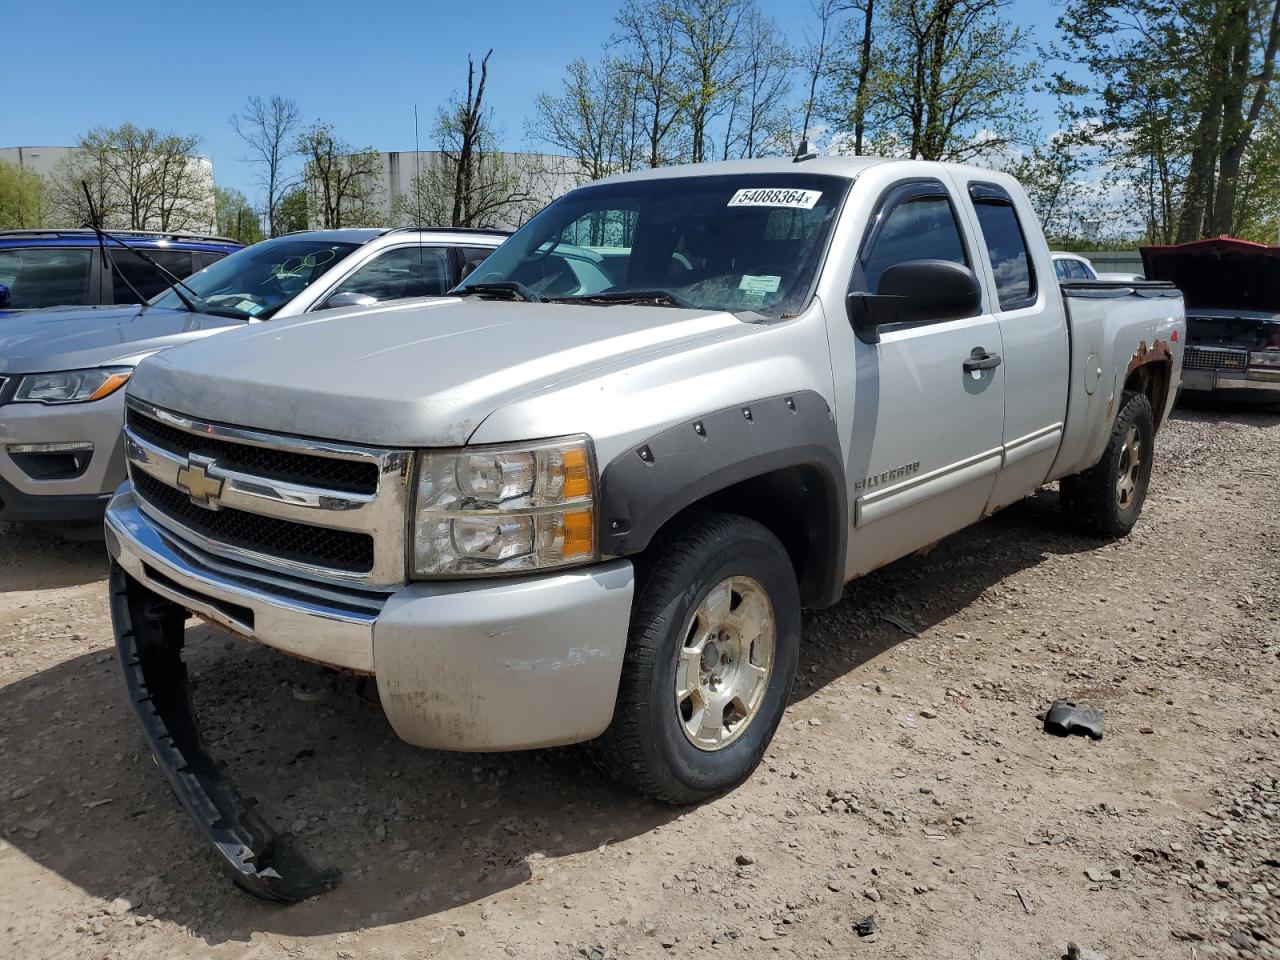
[1248, 350, 1280, 368]
[412, 436, 596, 577]
[14, 367, 132, 404]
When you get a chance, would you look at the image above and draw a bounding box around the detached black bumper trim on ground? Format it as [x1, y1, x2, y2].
[108, 562, 340, 902]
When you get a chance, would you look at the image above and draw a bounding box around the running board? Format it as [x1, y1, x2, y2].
[109, 563, 341, 903]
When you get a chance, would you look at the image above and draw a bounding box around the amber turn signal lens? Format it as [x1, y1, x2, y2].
[560, 446, 592, 500]
[87, 371, 131, 402]
[559, 508, 595, 559]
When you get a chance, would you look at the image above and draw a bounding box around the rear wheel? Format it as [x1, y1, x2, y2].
[1060, 390, 1155, 538]
[590, 512, 800, 804]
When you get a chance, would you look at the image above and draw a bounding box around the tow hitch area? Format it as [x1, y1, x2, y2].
[108, 563, 341, 902]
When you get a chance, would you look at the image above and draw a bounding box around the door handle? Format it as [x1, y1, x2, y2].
[964, 348, 1002, 372]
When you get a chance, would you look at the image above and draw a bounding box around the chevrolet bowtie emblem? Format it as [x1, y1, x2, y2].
[176, 457, 224, 506]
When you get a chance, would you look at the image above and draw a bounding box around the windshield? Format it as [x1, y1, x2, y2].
[460, 174, 850, 318]
[152, 236, 361, 319]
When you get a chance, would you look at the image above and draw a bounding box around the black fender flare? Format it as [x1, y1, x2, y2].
[596, 391, 847, 608]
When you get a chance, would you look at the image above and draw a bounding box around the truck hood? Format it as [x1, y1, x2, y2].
[129, 297, 745, 447]
[0, 305, 242, 374]
[1140, 237, 1280, 315]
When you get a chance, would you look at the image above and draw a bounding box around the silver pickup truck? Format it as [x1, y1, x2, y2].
[104, 157, 1185, 900]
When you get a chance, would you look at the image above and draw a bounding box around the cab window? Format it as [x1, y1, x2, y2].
[969, 184, 1036, 310]
[854, 184, 968, 294]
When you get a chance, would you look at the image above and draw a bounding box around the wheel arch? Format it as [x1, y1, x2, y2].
[597, 391, 847, 609]
[1123, 339, 1174, 429]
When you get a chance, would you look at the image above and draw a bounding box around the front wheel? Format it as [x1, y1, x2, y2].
[590, 512, 801, 805]
[1060, 390, 1155, 538]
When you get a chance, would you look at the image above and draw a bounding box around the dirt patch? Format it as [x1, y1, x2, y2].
[1, 401, 1277, 960]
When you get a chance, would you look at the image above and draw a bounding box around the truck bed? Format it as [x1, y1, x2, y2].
[1049, 280, 1185, 483]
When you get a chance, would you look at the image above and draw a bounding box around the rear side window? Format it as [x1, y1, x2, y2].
[1054, 258, 1070, 281]
[110, 249, 197, 303]
[0, 247, 94, 308]
[195, 252, 228, 270]
[969, 184, 1036, 310]
[855, 188, 968, 294]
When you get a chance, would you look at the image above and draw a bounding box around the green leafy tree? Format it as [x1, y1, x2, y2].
[529, 58, 637, 181]
[276, 186, 310, 233]
[48, 123, 211, 230]
[0, 160, 47, 228]
[1053, 0, 1280, 242]
[826, 0, 1038, 162]
[214, 186, 265, 244]
[297, 121, 384, 228]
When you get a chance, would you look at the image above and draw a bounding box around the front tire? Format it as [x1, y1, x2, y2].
[1060, 390, 1155, 538]
[590, 512, 801, 805]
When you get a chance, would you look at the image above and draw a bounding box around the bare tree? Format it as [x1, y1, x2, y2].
[721, 7, 795, 159]
[297, 122, 383, 228]
[431, 50, 535, 227]
[231, 95, 301, 237]
[798, 0, 858, 150]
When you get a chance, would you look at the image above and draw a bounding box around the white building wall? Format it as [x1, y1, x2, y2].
[308, 150, 585, 231]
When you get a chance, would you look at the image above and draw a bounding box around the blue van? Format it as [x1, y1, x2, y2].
[0, 228, 242, 316]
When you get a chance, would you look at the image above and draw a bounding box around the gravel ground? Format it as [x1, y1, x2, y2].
[1, 398, 1277, 960]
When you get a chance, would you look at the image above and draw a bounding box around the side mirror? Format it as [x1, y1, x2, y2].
[0, 283, 9, 309]
[847, 260, 982, 344]
[322, 291, 378, 310]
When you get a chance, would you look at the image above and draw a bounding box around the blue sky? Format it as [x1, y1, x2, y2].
[4, 0, 1068, 199]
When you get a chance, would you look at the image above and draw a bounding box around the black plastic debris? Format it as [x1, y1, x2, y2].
[854, 915, 878, 938]
[109, 563, 340, 902]
[1044, 700, 1104, 740]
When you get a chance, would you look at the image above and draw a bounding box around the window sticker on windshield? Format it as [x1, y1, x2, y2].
[739, 274, 781, 306]
[727, 188, 821, 209]
[740, 274, 781, 294]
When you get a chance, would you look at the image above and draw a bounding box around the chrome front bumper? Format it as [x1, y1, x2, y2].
[105, 484, 635, 751]
[1181, 368, 1280, 396]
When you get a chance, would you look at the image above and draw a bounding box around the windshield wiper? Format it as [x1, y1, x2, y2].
[555, 289, 697, 309]
[79, 180, 203, 314]
[456, 281, 543, 303]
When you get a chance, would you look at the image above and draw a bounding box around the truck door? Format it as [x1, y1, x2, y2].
[843, 178, 1006, 579]
[961, 180, 1069, 512]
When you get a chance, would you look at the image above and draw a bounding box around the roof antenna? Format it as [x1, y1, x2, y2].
[793, 138, 818, 163]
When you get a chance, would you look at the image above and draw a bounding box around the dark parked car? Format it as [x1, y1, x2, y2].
[0, 229, 242, 316]
[1142, 237, 1280, 403]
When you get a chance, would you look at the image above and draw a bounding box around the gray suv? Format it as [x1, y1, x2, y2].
[0, 227, 507, 529]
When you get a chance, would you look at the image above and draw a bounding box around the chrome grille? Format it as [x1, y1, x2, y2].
[1184, 346, 1248, 371]
[123, 397, 413, 586]
[133, 470, 375, 573]
[126, 407, 379, 494]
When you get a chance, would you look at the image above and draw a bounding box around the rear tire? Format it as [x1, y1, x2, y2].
[590, 511, 800, 805]
[1060, 390, 1155, 538]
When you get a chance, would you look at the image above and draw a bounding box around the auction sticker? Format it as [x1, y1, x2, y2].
[727, 187, 821, 209]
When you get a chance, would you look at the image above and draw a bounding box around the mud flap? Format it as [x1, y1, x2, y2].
[108, 562, 341, 902]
